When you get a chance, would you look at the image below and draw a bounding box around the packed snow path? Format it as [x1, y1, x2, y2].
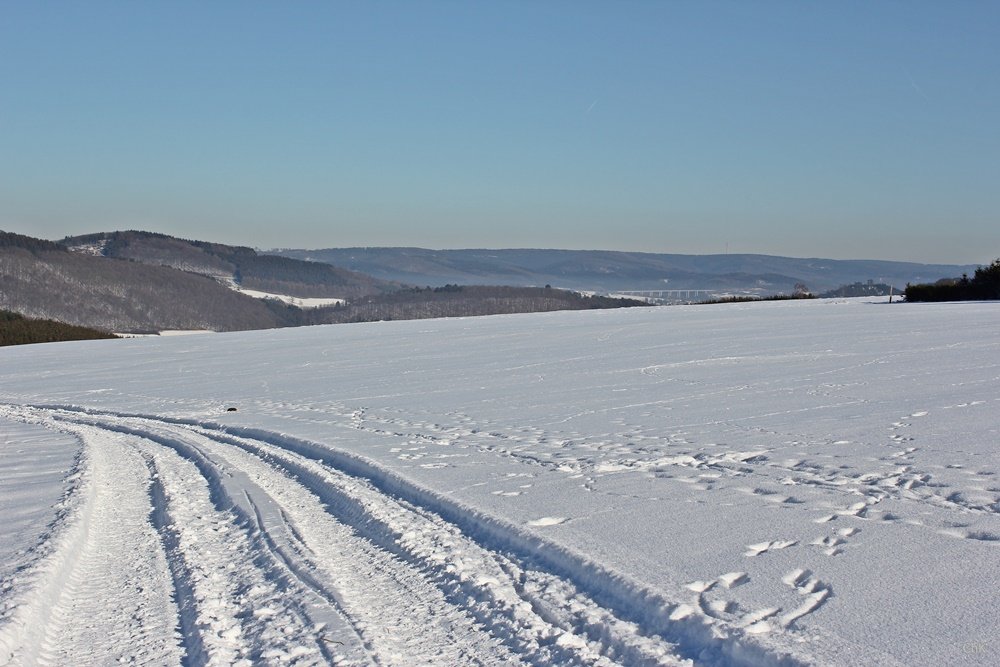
[2, 404, 788, 666]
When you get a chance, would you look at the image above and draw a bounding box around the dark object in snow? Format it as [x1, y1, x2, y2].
[226, 407, 238, 412]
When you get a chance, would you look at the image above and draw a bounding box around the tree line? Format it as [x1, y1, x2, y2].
[904, 259, 1000, 302]
[301, 285, 647, 324]
[1, 310, 117, 346]
[1, 230, 67, 254]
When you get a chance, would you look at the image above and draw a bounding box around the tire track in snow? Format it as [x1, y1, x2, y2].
[45, 411, 541, 665]
[7, 404, 813, 666]
[143, 454, 210, 666]
[237, 494, 378, 665]
[185, 424, 674, 666]
[0, 404, 333, 666]
[0, 418, 182, 666]
[131, 431, 331, 666]
[198, 434, 531, 666]
[154, 424, 514, 666]
[65, 415, 616, 666]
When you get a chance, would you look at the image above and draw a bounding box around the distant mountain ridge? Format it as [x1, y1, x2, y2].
[0, 231, 646, 333]
[1, 230, 296, 332]
[62, 231, 397, 298]
[3, 228, 987, 334]
[270, 247, 980, 294]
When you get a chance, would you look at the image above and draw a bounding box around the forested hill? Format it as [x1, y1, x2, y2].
[2, 231, 647, 333]
[270, 247, 980, 295]
[61, 231, 397, 299]
[299, 285, 647, 324]
[2, 230, 297, 332]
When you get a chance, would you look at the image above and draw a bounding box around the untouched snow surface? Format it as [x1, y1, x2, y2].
[220, 277, 346, 309]
[1, 298, 998, 666]
[231, 288, 344, 309]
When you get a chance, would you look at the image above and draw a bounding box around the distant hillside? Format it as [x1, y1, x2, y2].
[2, 230, 296, 332]
[2, 231, 649, 333]
[62, 231, 397, 299]
[270, 247, 980, 295]
[1, 309, 117, 346]
[299, 285, 648, 324]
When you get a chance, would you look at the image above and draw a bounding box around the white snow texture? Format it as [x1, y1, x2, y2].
[1, 297, 998, 666]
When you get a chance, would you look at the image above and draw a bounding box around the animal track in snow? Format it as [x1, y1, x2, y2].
[778, 569, 832, 628]
[739, 607, 781, 634]
[685, 571, 751, 627]
[938, 528, 1000, 542]
[684, 571, 747, 595]
[809, 535, 846, 556]
[888, 447, 918, 459]
[745, 539, 798, 557]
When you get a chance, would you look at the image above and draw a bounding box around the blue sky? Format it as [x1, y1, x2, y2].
[2, 1, 998, 262]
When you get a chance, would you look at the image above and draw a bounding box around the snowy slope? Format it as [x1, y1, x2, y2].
[228, 287, 345, 309]
[1, 298, 998, 666]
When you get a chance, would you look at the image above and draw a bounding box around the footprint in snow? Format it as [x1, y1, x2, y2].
[737, 569, 833, 634]
[740, 607, 781, 634]
[778, 568, 832, 628]
[686, 571, 749, 593]
[686, 572, 751, 625]
[745, 540, 798, 557]
[809, 535, 846, 556]
[526, 516, 568, 527]
[938, 528, 1000, 542]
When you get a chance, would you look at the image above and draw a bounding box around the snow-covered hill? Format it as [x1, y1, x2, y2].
[1, 298, 997, 665]
[269, 247, 979, 295]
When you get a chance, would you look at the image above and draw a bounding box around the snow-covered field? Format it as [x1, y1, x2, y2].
[221, 278, 345, 309]
[1, 298, 997, 666]
[230, 288, 344, 309]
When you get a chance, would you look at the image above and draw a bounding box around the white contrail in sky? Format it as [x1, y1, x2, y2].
[585, 99, 599, 114]
[902, 66, 929, 101]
